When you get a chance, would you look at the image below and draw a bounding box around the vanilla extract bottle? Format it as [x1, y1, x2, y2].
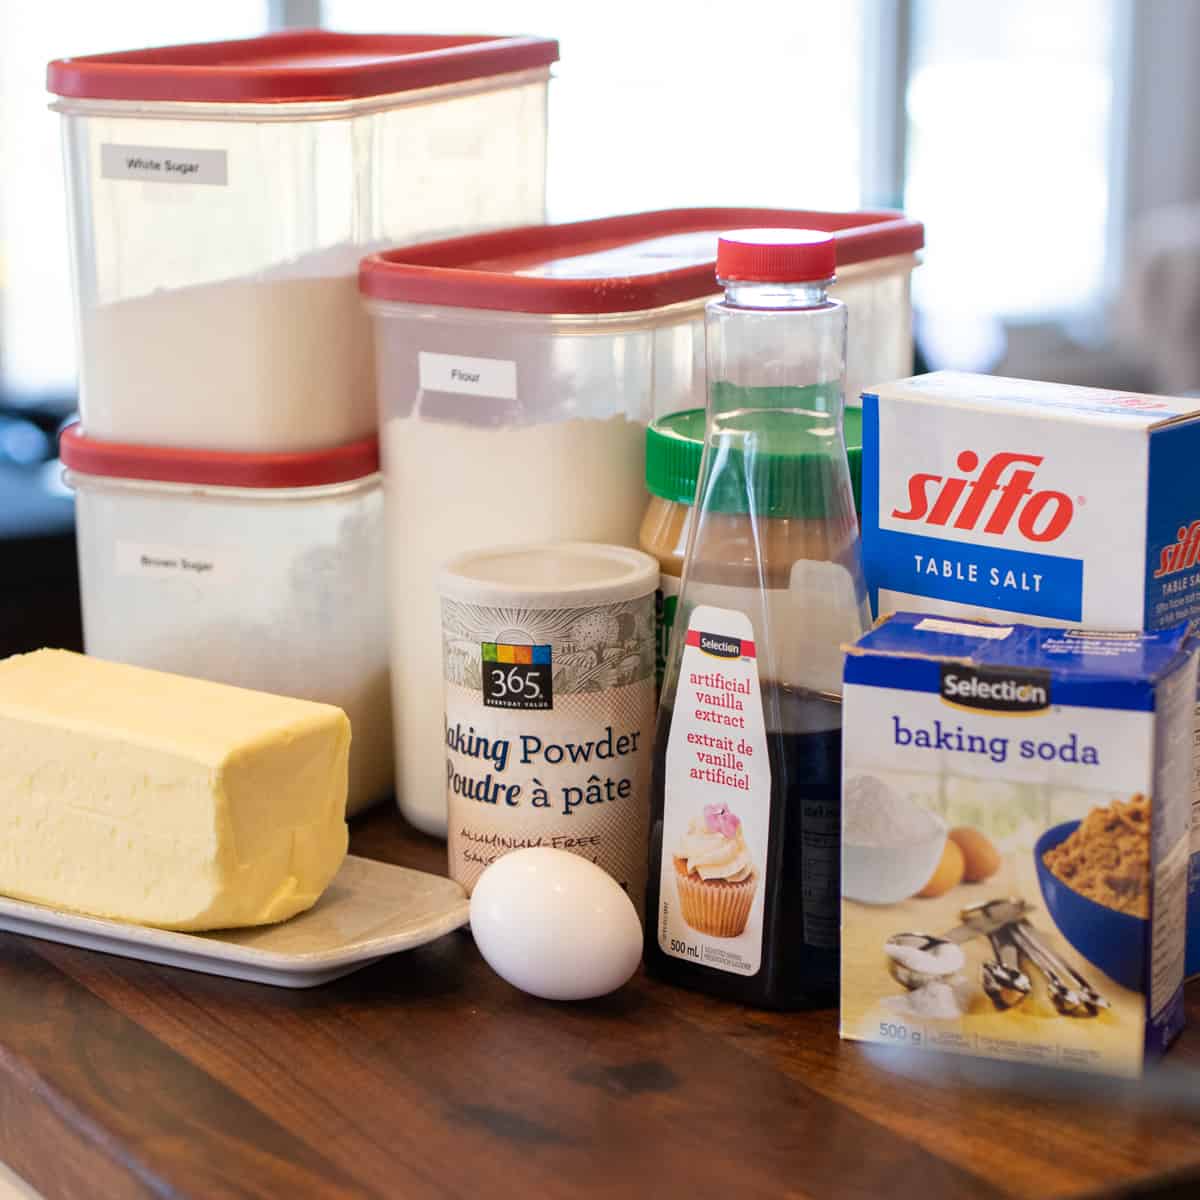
[644, 229, 870, 1009]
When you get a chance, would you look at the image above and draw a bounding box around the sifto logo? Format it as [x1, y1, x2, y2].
[891, 450, 1076, 544]
[1153, 519, 1200, 579]
[939, 663, 1051, 713]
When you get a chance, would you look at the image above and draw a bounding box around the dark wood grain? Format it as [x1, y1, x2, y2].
[0, 805, 1198, 1200]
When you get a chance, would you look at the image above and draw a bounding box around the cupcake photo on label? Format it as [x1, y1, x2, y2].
[673, 804, 758, 938]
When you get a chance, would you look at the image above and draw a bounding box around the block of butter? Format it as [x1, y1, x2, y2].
[0, 649, 350, 931]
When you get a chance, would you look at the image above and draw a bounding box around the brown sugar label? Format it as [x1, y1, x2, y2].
[657, 605, 771, 975]
[442, 596, 655, 910]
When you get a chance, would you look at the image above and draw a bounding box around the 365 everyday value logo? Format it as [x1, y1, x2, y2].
[481, 642, 553, 711]
[891, 450, 1076, 544]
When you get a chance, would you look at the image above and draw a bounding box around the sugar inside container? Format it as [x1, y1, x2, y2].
[360, 205, 922, 837]
[59, 424, 392, 815]
[47, 30, 558, 451]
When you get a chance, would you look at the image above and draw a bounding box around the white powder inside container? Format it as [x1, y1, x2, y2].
[79, 244, 377, 452]
[844, 773, 941, 846]
[383, 413, 648, 837]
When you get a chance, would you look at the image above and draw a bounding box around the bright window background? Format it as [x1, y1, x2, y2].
[324, 0, 866, 222]
[0, 1, 268, 400]
[0, 0, 1138, 405]
[905, 0, 1117, 321]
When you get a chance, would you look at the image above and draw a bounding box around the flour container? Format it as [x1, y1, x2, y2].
[360, 205, 922, 837]
[59, 424, 391, 815]
[47, 31, 557, 451]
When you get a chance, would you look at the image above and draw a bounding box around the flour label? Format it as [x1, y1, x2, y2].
[115, 541, 239, 582]
[418, 352, 517, 400]
[657, 605, 770, 975]
[101, 144, 228, 186]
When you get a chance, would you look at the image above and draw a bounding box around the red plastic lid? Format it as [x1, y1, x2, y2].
[359, 206, 923, 314]
[59, 424, 380, 489]
[716, 228, 836, 283]
[47, 30, 559, 104]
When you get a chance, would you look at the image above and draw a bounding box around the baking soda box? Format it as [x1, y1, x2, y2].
[839, 613, 1197, 1076]
[859, 372, 1200, 975]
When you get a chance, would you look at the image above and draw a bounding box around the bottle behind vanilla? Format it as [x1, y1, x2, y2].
[644, 229, 870, 1009]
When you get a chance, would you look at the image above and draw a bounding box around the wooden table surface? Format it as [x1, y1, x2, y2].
[0, 807, 1198, 1200]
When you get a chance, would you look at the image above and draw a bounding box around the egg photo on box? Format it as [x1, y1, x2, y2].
[469, 848, 643, 1001]
[948, 827, 1002, 884]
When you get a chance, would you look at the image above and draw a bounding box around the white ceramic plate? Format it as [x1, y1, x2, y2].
[0, 855, 470, 988]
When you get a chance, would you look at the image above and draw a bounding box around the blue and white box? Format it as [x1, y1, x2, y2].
[840, 613, 1197, 1075]
[859, 372, 1200, 974]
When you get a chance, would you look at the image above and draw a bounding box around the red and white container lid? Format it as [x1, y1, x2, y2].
[59, 424, 379, 489]
[47, 29, 559, 104]
[359, 207, 924, 315]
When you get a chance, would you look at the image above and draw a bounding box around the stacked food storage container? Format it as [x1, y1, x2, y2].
[49, 30, 558, 813]
[358, 206, 923, 834]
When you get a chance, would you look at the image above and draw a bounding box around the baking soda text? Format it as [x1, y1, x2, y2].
[890, 715, 1099, 765]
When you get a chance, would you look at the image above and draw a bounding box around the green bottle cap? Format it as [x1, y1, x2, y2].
[645, 390, 863, 517]
[646, 409, 706, 505]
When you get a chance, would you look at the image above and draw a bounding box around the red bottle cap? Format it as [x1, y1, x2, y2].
[715, 228, 836, 283]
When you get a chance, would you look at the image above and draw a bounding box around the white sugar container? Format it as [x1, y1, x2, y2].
[60, 424, 392, 815]
[439, 543, 658, 908]
[48, 30, 557, 451]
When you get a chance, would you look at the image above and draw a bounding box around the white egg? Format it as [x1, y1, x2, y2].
[469, 848, 643, 1001]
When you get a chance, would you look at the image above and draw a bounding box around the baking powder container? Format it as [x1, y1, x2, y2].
[439, 543, 658, 908]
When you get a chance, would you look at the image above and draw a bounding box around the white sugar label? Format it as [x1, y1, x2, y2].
[657, 605, 770, 975]
[101, 144, 228, 186]
[418, 352, 517, 400]
[116, 542, 239, 582]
